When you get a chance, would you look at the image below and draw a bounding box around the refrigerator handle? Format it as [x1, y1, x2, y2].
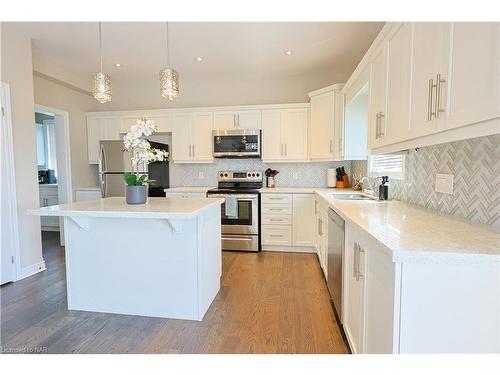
[99, 174, 106, 198]
[99, 143, 106, 173]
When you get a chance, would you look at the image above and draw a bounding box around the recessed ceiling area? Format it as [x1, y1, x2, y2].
[13, 22, 384, 109]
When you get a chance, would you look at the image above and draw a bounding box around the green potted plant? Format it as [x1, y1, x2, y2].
[123, 118, 169, 204]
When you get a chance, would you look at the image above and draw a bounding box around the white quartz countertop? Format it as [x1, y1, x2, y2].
[315, 190, 500, 263]
[29, 197, 224, 219]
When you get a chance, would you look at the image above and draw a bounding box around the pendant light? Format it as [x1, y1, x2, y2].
[92, 22, 112, 104]
[159, 22, 179, 100]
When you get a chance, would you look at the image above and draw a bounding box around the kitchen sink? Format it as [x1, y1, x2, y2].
[330, 193, 378, 201]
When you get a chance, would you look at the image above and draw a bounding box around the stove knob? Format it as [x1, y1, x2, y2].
[220, 173, 224, 177]
[256, 173, 260, 177]
[247, 173, 251, 177]
[252, 173, 256, 177]
[224, 173, 228, 177]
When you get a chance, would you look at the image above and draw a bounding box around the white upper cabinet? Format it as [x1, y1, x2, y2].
[86, 117, 105, 164]
[385, 23, 413, 145]
[360, 22, 499, 154]
[172, 112, 214, 163]
[103, 118, 123, 140]
[368, 45, 388, 149]
[261, 107, 308, 162]
[282, 108, 308, 161]
[309, 91, 333, 160]
[171, 113, 191, 161]
[409, 22, 451, 138]
[213, 110, 261, 130]
[445, 22, 500, 130]
[190, 112, 214, 162]
[261, 110, 283, 160]
[154, 115, 173, 133]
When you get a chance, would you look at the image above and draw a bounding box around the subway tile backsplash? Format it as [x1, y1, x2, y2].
[170, 159, 352, 188]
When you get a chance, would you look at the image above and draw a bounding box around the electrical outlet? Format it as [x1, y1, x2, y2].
[435, 173, 454, 195]
[292, 172, 299, 180]
[198, 171, 204, 179]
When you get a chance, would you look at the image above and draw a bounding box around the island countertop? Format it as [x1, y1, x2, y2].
[30, 196, 224, 219]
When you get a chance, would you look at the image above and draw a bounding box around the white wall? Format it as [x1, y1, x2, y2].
[91, 68, 350, 111]
[0, 23, 43, 270]
[33, 74, 101, 189]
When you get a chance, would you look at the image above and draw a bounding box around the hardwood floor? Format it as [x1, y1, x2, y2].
[0, 231, 348, 354]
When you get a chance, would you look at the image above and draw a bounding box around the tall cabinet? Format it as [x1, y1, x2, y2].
[308, 84, 344, 161]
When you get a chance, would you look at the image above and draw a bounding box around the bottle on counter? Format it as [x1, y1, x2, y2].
[378, 176, 390, 201]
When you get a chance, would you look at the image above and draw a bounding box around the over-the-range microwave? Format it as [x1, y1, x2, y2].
[212, 129, 261, 158]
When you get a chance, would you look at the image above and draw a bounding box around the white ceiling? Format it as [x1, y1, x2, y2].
[13, 22, 384, 109]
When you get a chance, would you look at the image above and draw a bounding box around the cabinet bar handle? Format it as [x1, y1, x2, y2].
[192, 144, 195, 158]
[285, 143, 287, 156]
[269, 234, 283, 237]
[358, 246, 365, 278]
[375, 112, 380, 139]
[435, 73, 446, 118]
[379, 113, 385, 137]
[353, 243, 358, 280]
[280, 143, 283, 156]
[428, 78, 436, 121]
[329, 139, 333, 153]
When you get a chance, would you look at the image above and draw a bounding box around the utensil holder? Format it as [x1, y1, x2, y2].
[266, 176, 276, 188]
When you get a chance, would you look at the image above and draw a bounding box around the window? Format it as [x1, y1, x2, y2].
[35, 120, 57, 176]
[368, 154, 405, 180]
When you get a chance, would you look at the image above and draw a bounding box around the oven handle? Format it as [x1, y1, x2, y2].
[208, 194, 259, 200]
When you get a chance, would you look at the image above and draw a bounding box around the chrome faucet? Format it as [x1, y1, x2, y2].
[360, 177, 377, 197]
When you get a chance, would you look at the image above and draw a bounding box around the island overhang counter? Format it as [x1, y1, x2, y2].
[30, 197, 224, 321]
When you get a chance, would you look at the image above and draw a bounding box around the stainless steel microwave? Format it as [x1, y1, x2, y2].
[212, 129, 261, 158]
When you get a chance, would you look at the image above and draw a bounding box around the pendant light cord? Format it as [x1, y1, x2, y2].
[166, 22, 171, 67]
[99, 22, 103, 72]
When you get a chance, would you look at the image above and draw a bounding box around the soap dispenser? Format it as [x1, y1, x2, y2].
[378, 176, 390, 201]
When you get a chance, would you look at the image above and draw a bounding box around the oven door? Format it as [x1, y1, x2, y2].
[208, 193, 259, 235]
[212, 130, 261, 158]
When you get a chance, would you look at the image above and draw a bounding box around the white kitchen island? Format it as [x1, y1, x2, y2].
[30, 197, 224, 321]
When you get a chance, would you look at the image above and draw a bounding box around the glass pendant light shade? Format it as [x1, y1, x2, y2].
[92, 22, 112, 104]
[159, 68, 179, 100]
[92, 72, 112, 104]
[160, 22, 179, 100]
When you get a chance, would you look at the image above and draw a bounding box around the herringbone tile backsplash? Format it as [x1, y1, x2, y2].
[351, 134, 500, 228]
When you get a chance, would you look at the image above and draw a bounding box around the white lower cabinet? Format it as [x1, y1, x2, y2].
[75, 188, 102, 201]
[39, 185, 59, 230]
[343, 220, 499, 353]
[343, 222, 366, 353]
[261, 193, 315, 252]
[292, 194, 315, 247]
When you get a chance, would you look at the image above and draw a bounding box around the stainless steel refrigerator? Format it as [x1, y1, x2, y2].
[98, 140, 169, 198]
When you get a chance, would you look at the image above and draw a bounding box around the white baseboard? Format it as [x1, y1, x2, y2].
[262, 245, 315, 253]
[19, 260, 46, 280]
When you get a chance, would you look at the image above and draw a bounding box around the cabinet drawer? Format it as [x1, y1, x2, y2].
[262, 214, 292, 225]
[261, 194, 292, 205]
[262, 205, 292, 215]
[261, 225, 292, 246]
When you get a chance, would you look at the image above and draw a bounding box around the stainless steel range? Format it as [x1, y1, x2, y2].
[206, 171, 263, 252]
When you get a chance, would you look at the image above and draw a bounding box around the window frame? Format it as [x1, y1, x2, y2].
[368, 153, 406, 180]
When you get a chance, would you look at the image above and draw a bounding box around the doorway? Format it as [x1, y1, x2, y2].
[34, 105, 72, 247]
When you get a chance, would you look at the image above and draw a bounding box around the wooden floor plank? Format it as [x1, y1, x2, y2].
[0, 231, 348, 354]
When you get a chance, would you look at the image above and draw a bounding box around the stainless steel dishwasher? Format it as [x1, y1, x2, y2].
[327, 207, 345, 321]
